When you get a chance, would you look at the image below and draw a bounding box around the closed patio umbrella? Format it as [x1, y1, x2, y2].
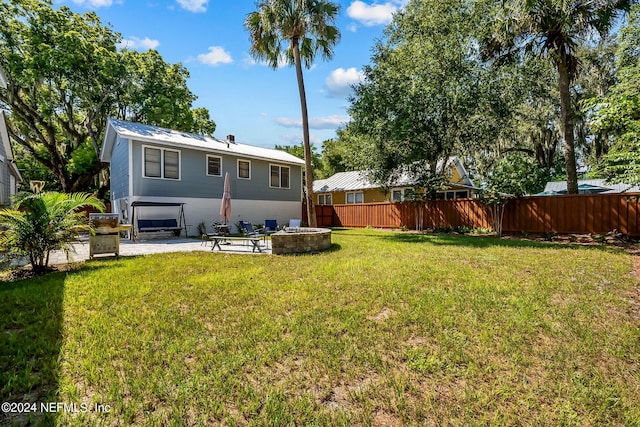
[220, 171, 232, 224]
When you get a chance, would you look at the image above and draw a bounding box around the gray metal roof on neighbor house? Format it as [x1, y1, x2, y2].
[314, 171, 378, 193]
[313, 157, 476, 193]
[101, 118, 305, 166]
[541, 179, 640, 195]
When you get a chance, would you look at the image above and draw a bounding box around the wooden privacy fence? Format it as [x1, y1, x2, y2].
[312, 193, 640, 237]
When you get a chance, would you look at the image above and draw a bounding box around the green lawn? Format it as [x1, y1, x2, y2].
[1, 229, 639, 426]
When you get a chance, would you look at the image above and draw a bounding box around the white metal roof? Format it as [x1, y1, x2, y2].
[543, 179, 640, 194]
[313, 157, 476, 193]
[314, 171, 379, 193]
[101, 118, 305, 166]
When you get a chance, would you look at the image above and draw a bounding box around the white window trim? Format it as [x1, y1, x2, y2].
[391, 187, 409, 202]
[269, 163, 291, 189]
[206, 155, 223, 177]
[318, 193, 332, 205]
[142, 144, 181, 180]
[436, 190, 469, 200]
[346, 191, 364, 204]
[237, 159, 251, 180]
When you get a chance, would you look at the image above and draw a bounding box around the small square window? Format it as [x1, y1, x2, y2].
[207, 156, 221, 176]
[238, 160, 251, 179]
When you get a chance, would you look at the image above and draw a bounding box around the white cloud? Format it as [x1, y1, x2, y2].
[346, 1, 402, 26]
[279, 133, 324, 145]
[274, 117, 301, 128]
[275, 115, 350, 130]
[244, 52, 291, 69]
[176, 0, 208, 13]
[197, 46, 233, 66]
[117, 36, 160, 51]
[325, 67, 365, 98]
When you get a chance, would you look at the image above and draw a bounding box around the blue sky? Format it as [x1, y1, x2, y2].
[55, 0, 408, 149]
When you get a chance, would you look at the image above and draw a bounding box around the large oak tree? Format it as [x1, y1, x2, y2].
[0, 0, 215, 194]
[347, 0, 507, 197]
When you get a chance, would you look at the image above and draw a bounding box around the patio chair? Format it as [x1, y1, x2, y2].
[240, 221, 266, 241]
[264, 219, 279, 236]
[288, 219, 302, 232]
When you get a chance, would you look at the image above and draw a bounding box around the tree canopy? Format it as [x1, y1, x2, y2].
[346, 0, 508, 197]
[0, 0, 215, 195]
[480, 0, 634, 194]
[589, 5, 640, 185]
[337, 0, 636, 198]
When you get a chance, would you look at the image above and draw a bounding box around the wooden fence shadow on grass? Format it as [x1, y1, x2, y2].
[0, 273, 66, 425]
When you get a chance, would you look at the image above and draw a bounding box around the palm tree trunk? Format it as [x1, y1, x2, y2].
[292, 41, 317, 227]
[557, 60, 579, 194]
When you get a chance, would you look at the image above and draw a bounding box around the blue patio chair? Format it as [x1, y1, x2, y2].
[288, 219, 302, 231]
[240, 221, 266, 241]
[264, 219, 279, 235]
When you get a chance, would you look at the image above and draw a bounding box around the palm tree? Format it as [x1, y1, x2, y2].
[245, 0, 340, 227]
[0, 192, 104, 273]
[483, 0, 633, 194]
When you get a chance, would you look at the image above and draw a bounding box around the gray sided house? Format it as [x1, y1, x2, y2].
[0, 111, 23, 206]
[101, 119, 305, 234]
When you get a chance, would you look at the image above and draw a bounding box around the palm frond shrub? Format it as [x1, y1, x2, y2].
[0, 192, 104, 273]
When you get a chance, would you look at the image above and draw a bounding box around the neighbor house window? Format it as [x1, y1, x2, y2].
[318, 193, 332, 205]
[207, 155, 222, 176]
[144, 146, 180, 180]
[270, 164, 290, 188]
[436, 190, 469, 200]
[346, 191, 364, 204]
[238, 159, 251, 179]
[391, 187, 415, 202]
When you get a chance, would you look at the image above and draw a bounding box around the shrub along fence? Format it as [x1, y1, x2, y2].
[312, 193, 640, 237]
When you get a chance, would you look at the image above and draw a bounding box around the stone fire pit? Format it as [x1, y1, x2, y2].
[270, 227, 332, 255]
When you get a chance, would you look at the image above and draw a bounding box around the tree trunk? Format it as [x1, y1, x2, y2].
[557, 60, 579, 194]
[292, 41, 317, 227]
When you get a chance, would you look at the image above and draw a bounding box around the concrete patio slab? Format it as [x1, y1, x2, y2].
[48, 236, 272, 265]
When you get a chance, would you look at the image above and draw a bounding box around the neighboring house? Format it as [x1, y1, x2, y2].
[0, 111, 23, 206]
[536, 179, 640, 195]
[0, 68, 23, 206]
[100, 119, 305, 233]
[313, 157, 479, 205]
